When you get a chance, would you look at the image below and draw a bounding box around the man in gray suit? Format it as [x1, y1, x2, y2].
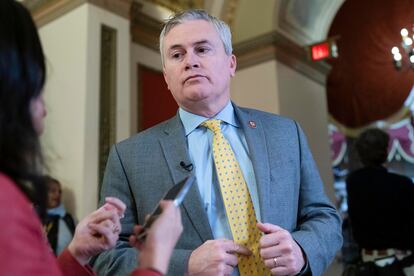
[93, 9, 342, 276]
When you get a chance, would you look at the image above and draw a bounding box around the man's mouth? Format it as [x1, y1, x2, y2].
[183, 74, 207, 84]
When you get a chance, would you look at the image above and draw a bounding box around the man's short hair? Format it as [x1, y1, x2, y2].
[159, 9, 233, 66]
[355, 128, 389, 166]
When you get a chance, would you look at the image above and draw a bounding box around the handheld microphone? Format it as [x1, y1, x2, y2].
[180, 161, 193, 172]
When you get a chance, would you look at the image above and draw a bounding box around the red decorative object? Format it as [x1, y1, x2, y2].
[327, 0, 414, 128]
[311, 42, 331, 61]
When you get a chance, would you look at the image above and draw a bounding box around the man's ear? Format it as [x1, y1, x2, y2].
[163, 68, 170, 90]
[229, 54, 237, 77]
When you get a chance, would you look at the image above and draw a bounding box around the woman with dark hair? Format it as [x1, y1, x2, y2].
[0, 0, 125, 275]
[0, 0, 48, 218]
[0, 1, 183, 275]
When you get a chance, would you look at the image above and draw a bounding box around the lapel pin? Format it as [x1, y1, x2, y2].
[248, 121, 256, 128]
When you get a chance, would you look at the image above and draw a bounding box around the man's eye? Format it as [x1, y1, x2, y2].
[197, 47, 210, 53]
[172, 53, 182, 59]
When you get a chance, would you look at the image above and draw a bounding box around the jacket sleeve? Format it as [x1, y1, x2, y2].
[91, 145, 140, 275]
[57, 248, 95, 276]
[290, 123, 343, 276]
[91, 144, 194, 276]
[0, 175, 62, 275]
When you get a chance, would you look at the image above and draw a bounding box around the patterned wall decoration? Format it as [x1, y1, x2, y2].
[330, 118, 414, 166]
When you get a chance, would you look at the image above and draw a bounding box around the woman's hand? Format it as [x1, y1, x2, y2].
[129, 200, 183, 274]
[67, 197, 126, 265]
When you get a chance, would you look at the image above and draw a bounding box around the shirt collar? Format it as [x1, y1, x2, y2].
[179, 101, 239, 136]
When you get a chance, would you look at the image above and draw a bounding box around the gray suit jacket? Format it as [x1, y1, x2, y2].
[92, 104, 342, 276]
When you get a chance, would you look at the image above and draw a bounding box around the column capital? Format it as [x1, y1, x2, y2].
[23, 0, 133, 27]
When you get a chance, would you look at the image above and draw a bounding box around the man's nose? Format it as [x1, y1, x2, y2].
[184, 52, 200, 70]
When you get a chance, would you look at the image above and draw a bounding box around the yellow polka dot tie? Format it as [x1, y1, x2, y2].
[202, 119, 270, 276]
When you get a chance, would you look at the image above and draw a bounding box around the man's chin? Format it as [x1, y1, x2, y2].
[184, 89, 210, 101]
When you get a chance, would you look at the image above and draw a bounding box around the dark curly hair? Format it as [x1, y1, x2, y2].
[355, 128, 389, 167]
[0, 0, 47, 219]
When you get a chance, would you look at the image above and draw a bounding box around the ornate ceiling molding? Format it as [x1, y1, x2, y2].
[23, 0, 133, 27]
[89, 0, 133, 19]
[220, 0, 239, 28]
[24, 0, 85, 27]
[130, 1, 164, 51]
[141, 0, 203, 12]
[234, 31, 331, 85]
[278, 0, 344, 44]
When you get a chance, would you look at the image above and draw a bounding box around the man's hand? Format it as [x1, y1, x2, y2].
[188, 239, 251, 276]
[257, 223, 305, 276]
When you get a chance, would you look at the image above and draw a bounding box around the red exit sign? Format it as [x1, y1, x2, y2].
[311, 42, 330, 60]
[308, 38, 339, 61]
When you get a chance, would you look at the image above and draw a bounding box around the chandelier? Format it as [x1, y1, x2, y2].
[391, 26, 414, 69]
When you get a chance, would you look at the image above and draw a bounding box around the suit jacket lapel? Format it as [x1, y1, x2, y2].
[234, 104, 271, 222]
[159, 114, 214, 242]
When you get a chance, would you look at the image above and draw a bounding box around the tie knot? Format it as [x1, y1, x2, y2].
[201, 119, 222, 134]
